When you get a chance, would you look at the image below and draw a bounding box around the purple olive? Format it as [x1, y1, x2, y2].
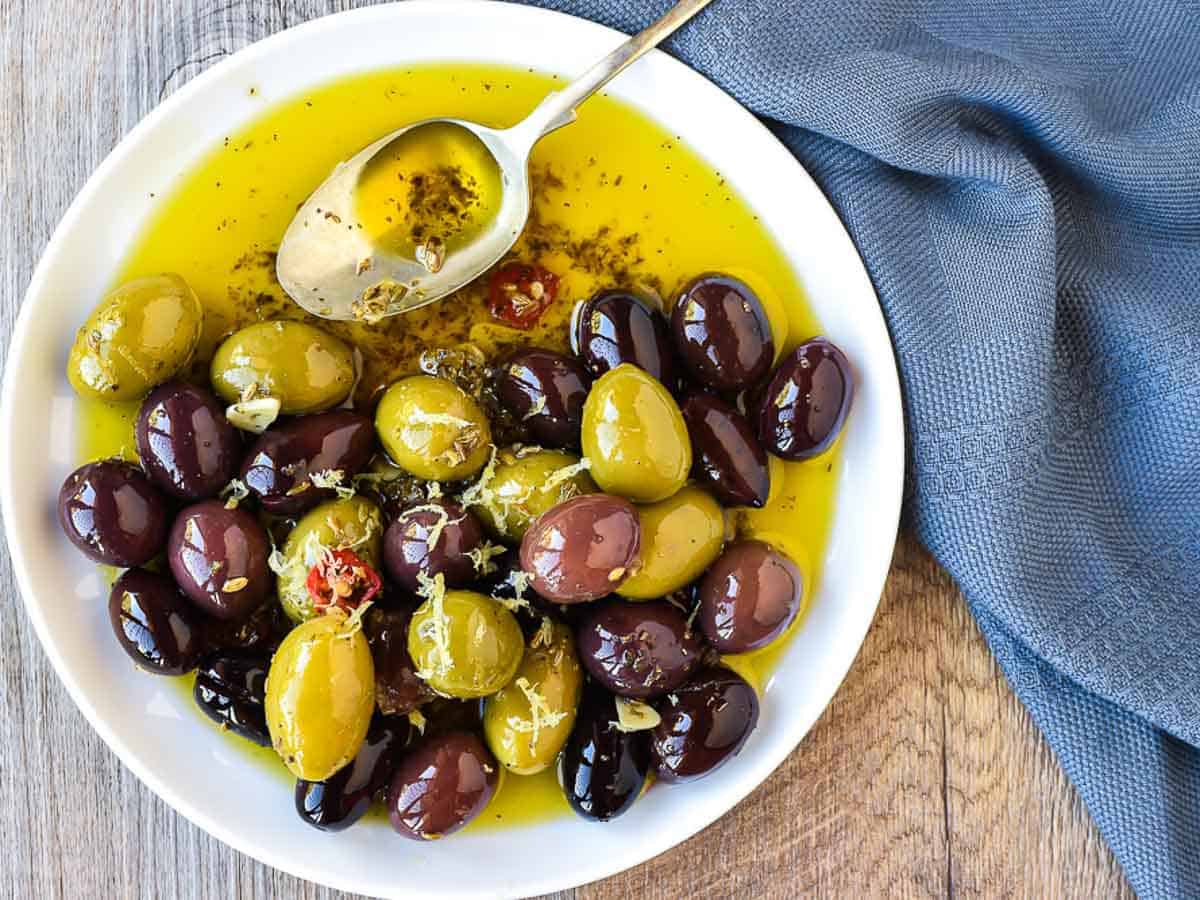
[520, 494, 641, 603]
[697, 541, 802, 653]
[240, 411, 375, 516]
[193, 649, 271, 745]
[382, 500, 484, 593]
[681, 392, 770, 508]
[572, 290, 680, 388]
[495, 349, 590, 448]
[672, 274, 774, 392]
[365, 606, 435, 717]
[560, 684, 651, 821]
[650, 666, 759, 782]
[136, 381, 240, 500]
[757, 338, 853, 460]
[388, 731, 499, 840]
[296, 715, 413, 832]
[108, 568, 204, 675]
[576, 598, 703, 699]
[57, 460, 169, 566]
[167, 500, 271, 620]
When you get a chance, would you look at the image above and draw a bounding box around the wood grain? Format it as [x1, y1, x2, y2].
[0, 2, 1134, 897]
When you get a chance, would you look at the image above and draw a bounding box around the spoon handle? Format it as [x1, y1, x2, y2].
[506, 0, 715, 151]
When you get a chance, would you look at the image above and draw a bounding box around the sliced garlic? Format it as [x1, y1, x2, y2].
[226, 397, 281, 433]
[612, 697, 661, 733]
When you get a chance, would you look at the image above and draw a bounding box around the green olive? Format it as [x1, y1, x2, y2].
[67, 274, 203, 401]
[407, 589, 523, 698]
[483, 621, 582, 774]
[618, 485, 725, 600]
[275, 496, 384, 623]
[467, 447, 597, 542]
[265, 610, 374, 781]
[375, 375, 492, 481]
[210, 320, 355, 414]
[581, 364, 692, 503]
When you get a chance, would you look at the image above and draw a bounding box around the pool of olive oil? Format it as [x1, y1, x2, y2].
[81, 63, 841, 831]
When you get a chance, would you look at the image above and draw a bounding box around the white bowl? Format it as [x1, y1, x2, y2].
[0, 2, 903, 897]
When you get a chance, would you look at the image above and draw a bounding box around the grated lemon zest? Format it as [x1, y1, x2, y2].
[507, 676, 567, 748]
[407, 709, 427, 734]
[465, 540, 505, 577]
[220, 478, 250, 510]
[415, 572, 452, 679]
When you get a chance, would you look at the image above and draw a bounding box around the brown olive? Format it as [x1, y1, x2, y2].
[671, 274, 774, 391]
[697, 541, 803, 653]
[756, 338, 853, 460]
[572, 290, 680, 388]
[519, 494, 641, 603]
[365, 606, 435, 717]
[57, 460, 169, 567]
[167, 500, 271, 620]
[495, 349, 590, 449]
[575, 598, 703, 699]
[651, 666, 759, 782]
[681, 392, 770, 509]
[136, 381, 241, 501]
[382, 500, 485, 592]
[388, 731, 499, 840]
[108, 568, 204, 675]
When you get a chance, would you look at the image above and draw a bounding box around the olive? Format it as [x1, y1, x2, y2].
[210, 320, 355, 414]
[265, 610, 375, 781]
[650, 666, 759, 782]
[483, 620, 583, 774]
[421, 697, 486, 737]
[67, 274, 203, 401]
[203, 599, 291, 654]
[618, 485, 725, 601]
[520, 494, 641, 603]
[295, 715, 413, 832]
[135, 381, 240, 500]
[57, 460, 169, 566]
[240, 411, 375, 516]
[193, 649, 272, 745]
[581, 364, 691, 503]
[560, 685, 651, 821]
[375, 375, 492, 481]
[383, 500, 484, 592]
[576, 598, 703, 699]
[756, 338, 853, 460]
[274, 496, 384, 623]
[572, 290, 680, 388]
[697, 541, 803, 653]
[388, 731, 499, 840]
[407, 589, 524, 698]
[107, 568, 204, 675]
[167, 500, 271, 620]
[467, 447, 597, 542]
[680, 392, 770, 508]
[495, 349, 590, 448]
[365, 607, 435, 716]
[671, 274, 774, 392]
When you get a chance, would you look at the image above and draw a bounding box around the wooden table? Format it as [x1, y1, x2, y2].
[0, 2, 1134, 897]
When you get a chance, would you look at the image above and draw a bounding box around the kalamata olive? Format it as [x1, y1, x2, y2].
[650, 666, 759, 782]
[495, 349, 590, 448]
[757, 338, 853, 460]
[203, 599, 291, 654]
[681, 392, 770, 508]
[697, 541, 803, 653]
[57, 460, 169, 566]
[193, 649, 271, 745]
[572, 290, 680, 388]
[388, 731, 499, 840]
[135, 381, 240, 500]
[671, 274, 774, 392]
[560, 685, 651, 821]
[576, 598, 703, 698]
[240, 411, 375, 516]
[383, 500, 484, 592]
[520, 494, 641, 603]
[296, 715, 413, 832]
[365, 607, 435, 716]
[107, 568, 204, 675]
[168, 500, 271, 620]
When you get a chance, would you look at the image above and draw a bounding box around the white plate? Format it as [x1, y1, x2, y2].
[0, 2, 903, 897]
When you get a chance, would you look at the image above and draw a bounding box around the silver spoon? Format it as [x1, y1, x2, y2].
[276, 0, 714, 322]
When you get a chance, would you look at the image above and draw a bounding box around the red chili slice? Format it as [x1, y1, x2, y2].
[487, 262, 559, 329]
[306, 548, 382, 614]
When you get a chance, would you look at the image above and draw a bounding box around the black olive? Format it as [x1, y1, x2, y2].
[560, 685, 651, 821]
[193, 649, 271, 746]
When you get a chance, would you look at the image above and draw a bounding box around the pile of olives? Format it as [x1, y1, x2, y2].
[60, 268, 853, 837]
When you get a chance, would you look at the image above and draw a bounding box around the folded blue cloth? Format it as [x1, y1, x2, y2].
[523, 1, 1200, 895]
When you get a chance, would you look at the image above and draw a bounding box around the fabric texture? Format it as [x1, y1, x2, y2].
[521, 1, 1200, 895]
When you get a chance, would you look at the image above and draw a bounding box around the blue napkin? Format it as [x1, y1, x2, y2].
[523, 1, 1200, 895]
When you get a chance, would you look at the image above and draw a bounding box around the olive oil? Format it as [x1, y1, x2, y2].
[79, 62, 842, 829]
